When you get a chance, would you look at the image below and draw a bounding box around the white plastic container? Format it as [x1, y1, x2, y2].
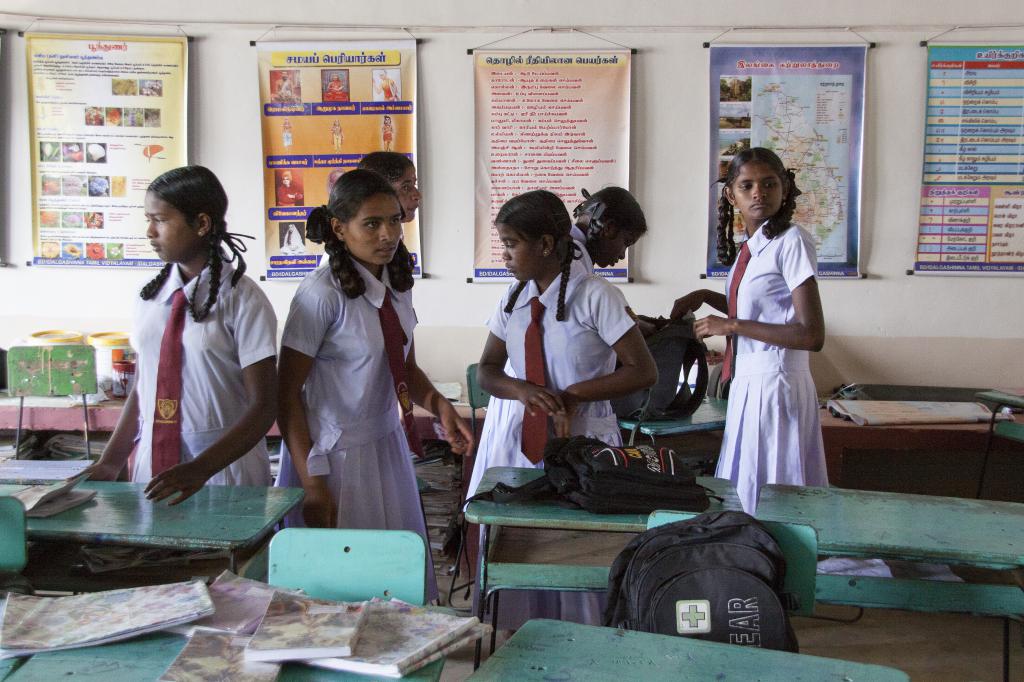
[87, 332, 136, 399]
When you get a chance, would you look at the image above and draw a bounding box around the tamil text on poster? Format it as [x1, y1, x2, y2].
[257, 40, 420, 279]
[474, 50, 631, 281]
[708, 45, 866, 278]
[28, 33, 188, 267]
[917, 45, 1024, 274]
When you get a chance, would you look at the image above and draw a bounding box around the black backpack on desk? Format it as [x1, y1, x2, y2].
[603, 510, 798, 652]
[466, 436, 713, 515]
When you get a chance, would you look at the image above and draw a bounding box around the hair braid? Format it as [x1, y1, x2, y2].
[188, 240, 222, 321]
[386, 240, 415, 292]
[503, 281, 528, 314]
[555, 240, 573, 321]
[715, 185, 738, 266]
[763, 168, 801, 240]
[140, 263, 173, 300]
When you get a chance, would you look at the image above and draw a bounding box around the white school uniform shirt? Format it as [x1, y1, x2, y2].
[130, 261, 276, 485]
[716, 223, 828, 513]
[275, 259, 438, 600]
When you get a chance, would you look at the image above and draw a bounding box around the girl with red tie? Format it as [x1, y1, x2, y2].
[473, 189, 656, 625]
[88, 166, 277, 503]
[275, 169, 473, 601]
[671, 147, 827, 513]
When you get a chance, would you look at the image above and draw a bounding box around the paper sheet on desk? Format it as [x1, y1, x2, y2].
[826, 400, 1010, 426]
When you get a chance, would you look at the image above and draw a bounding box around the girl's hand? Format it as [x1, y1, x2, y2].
[302, 478, 336, 528]
[85, 460, 124, 482]
[551, 391, 582, 438]
[670, 291, 706, 319]
[436, 401, 475, 455]
[694, 315, 734, 339]
[515, 382, 566, 417]
[145, 460, 215, 505]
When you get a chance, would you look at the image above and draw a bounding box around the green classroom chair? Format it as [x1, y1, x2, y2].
[0, 497, 28, 574]
[268, 527, 427, 605]
[647, 510, 818, 617]
[465, 363, 491, 444]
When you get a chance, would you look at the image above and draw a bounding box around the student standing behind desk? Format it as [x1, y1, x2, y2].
[88, 166, 277, 503]
[671, 147, 827, 513]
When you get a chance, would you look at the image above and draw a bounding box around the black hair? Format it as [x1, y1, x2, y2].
[497, 189, 575, 322]
[357, 152, 414, 184]
[140, 165, 245, 321]
[576, 186, 647, 242]
[716, 147, 802, 266]
[305, 168, 414, 298]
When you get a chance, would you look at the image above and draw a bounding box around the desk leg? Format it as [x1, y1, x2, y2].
[1003, 617, 1010, 682]
[229, 551, 237, 574]
[473, 522, 490, 670]
[978, 404, 1003, 499]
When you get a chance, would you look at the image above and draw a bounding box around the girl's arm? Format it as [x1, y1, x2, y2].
[274, 347, 336, 527]
[671, 289, 728, 318]
[405, 341, 475, 455]
[694, 277, 825, 351]
[477, 332, 566, 417]
[87, 384, 141, 481]
[553, 325, 658, 436]
[145, 356, 278, 504]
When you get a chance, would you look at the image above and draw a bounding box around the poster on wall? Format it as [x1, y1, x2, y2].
[473, 50, 631, 281]
[257, 40, 420, 280]
[916, 45, 1024, 275]
[27, 33, 188, 267]
[707, 45, 866, 278]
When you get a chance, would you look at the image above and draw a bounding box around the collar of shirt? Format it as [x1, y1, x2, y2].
[156, 260, 236, 304]
[745, 220, 774, 257]
[350, 257, 394, 309]
[509, 265, 585, 314]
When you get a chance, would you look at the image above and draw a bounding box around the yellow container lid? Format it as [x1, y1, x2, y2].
[30, 330, 84, 344]
[87, 332, 132, 347]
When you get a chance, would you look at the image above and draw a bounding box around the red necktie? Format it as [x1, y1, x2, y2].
[721, 242, 752, 385]
[380, 290, 423, 457]
[521, 297, 548, 463]
[151, 288, 187, 475]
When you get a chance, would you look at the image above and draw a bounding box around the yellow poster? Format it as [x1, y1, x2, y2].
[27, 33, 188, 267]
[257, 40, 420, 279]
[474, 50, 631, 281]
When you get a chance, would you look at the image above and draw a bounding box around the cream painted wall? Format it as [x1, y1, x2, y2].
[1, 1, 1022, 393]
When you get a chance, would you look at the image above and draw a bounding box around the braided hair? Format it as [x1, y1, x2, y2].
[140, 166, 246, 321]
[576, 186, 648, 242]
[715, 147, 802, 266]
[305, 168, 413, 298]
[497, 190, 576, 322]
[357, 151, 414, 183]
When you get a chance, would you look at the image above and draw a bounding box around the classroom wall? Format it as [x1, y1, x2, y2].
[1, 0, 1023, 394]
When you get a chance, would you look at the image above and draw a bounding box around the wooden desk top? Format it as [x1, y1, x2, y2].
[2, 631, 443, 681]
[0, 482, 302, 551]
[756, 484, 1024, 570]
[464, 466, 740, 530]
[467, 619, 909, 682]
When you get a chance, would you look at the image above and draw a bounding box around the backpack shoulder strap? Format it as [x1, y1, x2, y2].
[665, 339, 709, 417]
[463, 474, 556, 506]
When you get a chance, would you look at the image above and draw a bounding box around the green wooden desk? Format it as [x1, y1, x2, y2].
[976, 390, 1024, 498]
[0, 482, 302, 590]
[467, 619, 909, 681]
[618, 398, 728, 442]
[755, 484, 1024, 681]
[1, 632, 443, 681]
[465, 466, 741, 666]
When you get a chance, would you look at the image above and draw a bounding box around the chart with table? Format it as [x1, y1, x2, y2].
[917, 45, 1024, 274]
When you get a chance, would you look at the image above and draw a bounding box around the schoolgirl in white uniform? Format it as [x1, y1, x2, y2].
[473, 189, 656, 626]
[672, 147, 827, 513]
[89, 166, 276, 503]
[275, 169, 473, 602]
[466, 186, 649, 501]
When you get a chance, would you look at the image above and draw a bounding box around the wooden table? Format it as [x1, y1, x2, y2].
[464, 466, 742, 665]
[0, 632, 443, 681]
[467, 619, 909, 681]
[0, 482, 302, 591]
[755, 483, 1024, 681]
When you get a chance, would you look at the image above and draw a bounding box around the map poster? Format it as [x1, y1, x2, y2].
[28, 33, 188, 267]
[916, 45, 1024, 275]
[707, 45, 866, 278]
[473, 50, 631, 281]
[257, 40, 420, 280]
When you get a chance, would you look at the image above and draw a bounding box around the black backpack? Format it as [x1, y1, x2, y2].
[611, 315, 709, 421]
[467, 436, 713, 515]
[603, 510, 799, 652]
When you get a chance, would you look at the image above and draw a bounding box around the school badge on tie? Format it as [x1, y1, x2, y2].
[397, 381, 413, 413]
[156, 398, 178, 424]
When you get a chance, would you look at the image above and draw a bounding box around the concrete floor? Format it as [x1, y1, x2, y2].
[435, 601, 1021, 681]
